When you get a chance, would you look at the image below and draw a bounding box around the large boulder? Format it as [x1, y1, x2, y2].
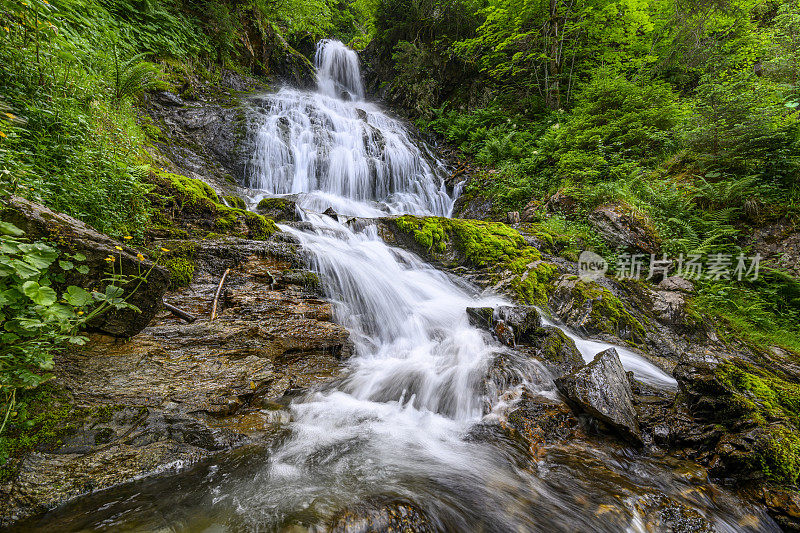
[555, 348, 642, 443]
[588, 202, 661, 255]
[1, 196, 170, 337]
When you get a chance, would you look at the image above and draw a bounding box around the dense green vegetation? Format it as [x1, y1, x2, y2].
[357, 0, 800, 356]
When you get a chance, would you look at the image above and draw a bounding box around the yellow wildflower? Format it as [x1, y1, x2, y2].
[114, 246, 122, 251]
[104, 255, 115, 262]
[5, 113, 14, 120]
[136, 253, 145, 262]
[0, 132, 6, 138]
[123, 235, 133, 240]
[160, 247, 170, 252]
[77, 311, 84, 315]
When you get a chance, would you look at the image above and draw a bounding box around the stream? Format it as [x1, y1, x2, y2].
[15, 40, 779, 532]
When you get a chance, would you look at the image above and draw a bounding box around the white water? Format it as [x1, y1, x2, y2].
[225, 40, 766, 531]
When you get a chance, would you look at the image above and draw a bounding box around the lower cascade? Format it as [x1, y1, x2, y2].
[21, 40, 779, 531]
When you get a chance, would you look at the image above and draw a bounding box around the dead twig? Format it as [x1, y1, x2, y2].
[162, 300, 197, 323]
[211, 268, 230, 321]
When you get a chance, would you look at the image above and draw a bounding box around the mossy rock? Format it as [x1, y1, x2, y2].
[716, 360, 800, 485]
[156, 240, 197, 289]
[222, 195, 246, 210]
[549, 276, 646, 344]
[146, 170, 278, 241]
[390, 216, 557, 305]
[256, 197, 299, 222]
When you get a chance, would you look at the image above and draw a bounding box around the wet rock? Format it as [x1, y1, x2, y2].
[256, 196, 300, 221]
[555, 348, 642, 443]
[1, 195, 170, 337]
[467, 306, 494, 330]
[507, 395, 581, 450]
[0, 236, 352, 525]
[763, 487, 800, 531]
[466, 305, 541, 347]
[330, 498, 437, 533]
[533, 326, 585, 378]
[323, 207, 339, 218]
[746, 218, 800, 278]
[588, 202, 661, 255]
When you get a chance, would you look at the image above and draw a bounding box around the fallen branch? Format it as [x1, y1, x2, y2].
[211, 268, 230, 321]
[162, 300, 197, 323]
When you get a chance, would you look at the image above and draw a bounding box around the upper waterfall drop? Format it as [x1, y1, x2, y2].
[246, 40, 454, 218]
[315, 39, 364, 100]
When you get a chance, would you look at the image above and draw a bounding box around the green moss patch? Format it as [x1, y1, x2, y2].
[147, 170, 278, 240]
[394, 216, 557, 304]
[717, 361, 800, 485]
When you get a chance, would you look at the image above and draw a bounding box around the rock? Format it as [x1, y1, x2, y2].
[533, 326, 585, 378]
[330, 498, 436, 533]
[588, 202, 661, 255]
[649, 289, 688, 325]
[323, 207, 339, 218]
[1, 195, 170, 337]
[466, 305, 541, 347]
[507, 395, 581, 449]
[543, 189, 579, 216]
[256, 196, 300, 222]
[763, 487, 800, 531]
[506, 211, 520, 225]
[548, 275, 646, 343]
[658, 276, 695, 293]
[154, 90, 185, 106]
[0, 236, 352, 525]
[555, 348, 642, 443]
[466, 306, 494, 330]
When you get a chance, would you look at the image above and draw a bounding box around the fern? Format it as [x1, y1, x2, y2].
[112, 46, 160, 105]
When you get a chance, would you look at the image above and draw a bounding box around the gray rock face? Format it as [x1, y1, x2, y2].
[1, 196, 170, 337]
[588, 202, 661, 255]
[555, 348, 642, 443]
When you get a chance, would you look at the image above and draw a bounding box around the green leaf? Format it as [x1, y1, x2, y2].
[59, 260, 74, 271]
[64, 286, 92, 307]
[10, 259, 41, 279]
[22, 281, 58, 306]
[0, 222, 24, 236]
[105, 284, 124, 299]
[72, 253, 87, 262]
[76, 265, 89, 274]
[23, 248, 59, 270]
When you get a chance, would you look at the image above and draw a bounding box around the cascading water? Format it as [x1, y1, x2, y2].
[245, 40, 452, 218]
[24, 40, 778, 531]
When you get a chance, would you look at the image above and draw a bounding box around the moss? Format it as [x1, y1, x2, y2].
[244, 211, 279, 240]
[282, 270, 321, 289]
[222, 195, 246, 209]
[147, 170, 279, 241]
[0, 385, 83, 482]
[394, 216, 556, 304]
[158, 240, 197, 289]
[717, 361, 800, 484]
[568, 278, 646, 342]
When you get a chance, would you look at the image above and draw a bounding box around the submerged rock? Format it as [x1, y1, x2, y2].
[555, 348, 642, 443]
[330, 498, 437, 533]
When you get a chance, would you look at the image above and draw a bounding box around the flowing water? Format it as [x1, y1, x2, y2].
[17, 40, 779, 532]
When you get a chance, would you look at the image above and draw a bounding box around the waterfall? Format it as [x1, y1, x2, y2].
[41, 40, 773, 532]
[246, 40, 452, 218]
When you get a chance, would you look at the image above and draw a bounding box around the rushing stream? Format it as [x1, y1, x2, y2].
[17, 40, 779, 532]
